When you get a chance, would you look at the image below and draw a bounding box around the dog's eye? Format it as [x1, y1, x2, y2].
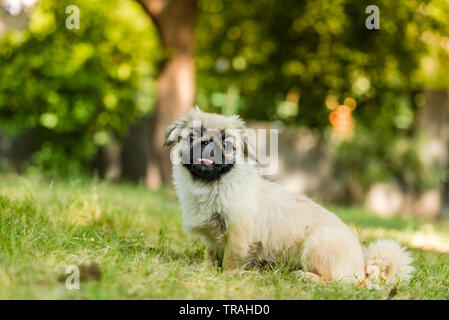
[189, 133, 195, 141]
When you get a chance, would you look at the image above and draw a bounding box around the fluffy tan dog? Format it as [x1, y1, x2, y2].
[165, 107, 414, 285]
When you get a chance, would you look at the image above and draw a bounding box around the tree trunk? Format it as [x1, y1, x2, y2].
[138, 0, 197, 189]
[413, 89, 449, 218]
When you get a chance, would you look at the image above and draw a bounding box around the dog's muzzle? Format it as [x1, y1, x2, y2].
[182, 139, 234, 181]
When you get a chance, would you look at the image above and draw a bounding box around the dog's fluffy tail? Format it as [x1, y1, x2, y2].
[365, 239, 415, 284]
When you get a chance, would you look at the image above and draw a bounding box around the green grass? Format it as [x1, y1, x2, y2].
[1, 173, 449, 299]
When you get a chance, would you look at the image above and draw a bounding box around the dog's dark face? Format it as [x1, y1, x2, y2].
[165, 108, 254, 182]
[181, 126, 234, 181]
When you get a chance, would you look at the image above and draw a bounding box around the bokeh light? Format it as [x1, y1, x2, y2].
[328, 96, 356, 139]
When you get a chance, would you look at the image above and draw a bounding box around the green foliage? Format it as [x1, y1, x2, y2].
[197, 0, 448, 122]
[0, 0, 160, 175]
[196, 0, 449, 191]
[1, 0, 448, 189]
[334, 125, 427, 192]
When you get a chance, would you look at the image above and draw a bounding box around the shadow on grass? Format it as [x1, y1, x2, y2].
[119, 240, 206, 265]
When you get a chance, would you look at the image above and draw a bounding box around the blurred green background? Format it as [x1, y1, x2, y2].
[1, 0, 449, 218]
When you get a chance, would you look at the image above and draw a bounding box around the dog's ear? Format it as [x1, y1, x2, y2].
[164, 120, 182, 147]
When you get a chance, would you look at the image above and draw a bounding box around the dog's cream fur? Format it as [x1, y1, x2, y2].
[167, 108, 415, 284]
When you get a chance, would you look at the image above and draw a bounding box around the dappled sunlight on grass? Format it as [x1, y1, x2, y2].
[332, 206, 449, 253]
[352, 225, 449, 253]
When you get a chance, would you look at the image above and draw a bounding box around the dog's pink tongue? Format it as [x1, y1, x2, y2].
[197, 158, 214, 165]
